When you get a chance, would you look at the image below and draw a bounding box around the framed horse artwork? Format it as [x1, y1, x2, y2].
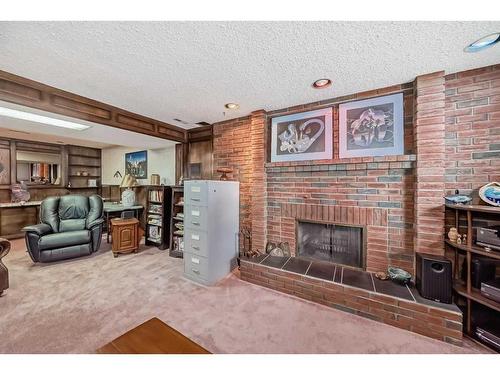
[338, 93, 404, 158]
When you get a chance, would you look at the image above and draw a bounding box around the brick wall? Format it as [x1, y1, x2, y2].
[413, 71, 446, 256]
[212, 116, 253, 240]
[267, 156, 416, 271]
[445, 65, 500, 200]
[211, 64, 500, 273]
[264, 83, 416, 272]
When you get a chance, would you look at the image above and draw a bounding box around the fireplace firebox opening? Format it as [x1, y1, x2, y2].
[296, 220, 366, 270]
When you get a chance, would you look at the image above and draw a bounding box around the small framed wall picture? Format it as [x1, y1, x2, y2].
[270, 108, 333, 162]
[125, 150, 148, 179]
[338, 93, 404, 158]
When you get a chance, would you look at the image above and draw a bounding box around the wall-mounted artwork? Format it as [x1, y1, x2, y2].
[125, 150, 148, 179]
[270, 108, 333, 162]
[0, 148, 10, 185]
[339, 93, 404, 158]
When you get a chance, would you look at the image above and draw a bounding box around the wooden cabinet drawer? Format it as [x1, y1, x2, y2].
[184, 229, 209, 257]
[184, 253, 209, 281]
[184, 205, 208, 230]
[184, 182, 208, 206]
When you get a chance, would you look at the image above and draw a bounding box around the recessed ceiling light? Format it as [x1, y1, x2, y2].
[224, 103, 239, 110]
[312, 78, 332, 89]
[464, 32, 500, 52]
[0, 106, 90, 131]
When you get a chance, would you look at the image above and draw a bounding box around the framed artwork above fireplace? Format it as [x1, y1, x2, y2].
[270, 108, 333, 162]
[338, 93, 404, 158]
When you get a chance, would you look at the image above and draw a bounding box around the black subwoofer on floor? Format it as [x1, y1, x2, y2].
[416, 252, 453, 304]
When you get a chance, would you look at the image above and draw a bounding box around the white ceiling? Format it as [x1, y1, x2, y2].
[0, 21, 499, 128]
[0, 101, 178, 149]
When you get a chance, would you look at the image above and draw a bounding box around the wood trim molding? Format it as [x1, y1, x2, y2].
[0, 70, 187, 143]
[187, 125, 213, 142]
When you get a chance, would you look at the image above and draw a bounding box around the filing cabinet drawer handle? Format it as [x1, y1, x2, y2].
[192, 268, 200, 274]
[191, 198, 200, 201]
[192, 221, 200, 226]
[192, 246, 200, 250]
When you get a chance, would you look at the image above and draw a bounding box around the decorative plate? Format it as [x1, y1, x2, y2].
[387, 266, 412, 285]
[479, 182, 500, 207]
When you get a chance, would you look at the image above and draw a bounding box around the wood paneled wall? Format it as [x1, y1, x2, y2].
[186, 126, 213, 180]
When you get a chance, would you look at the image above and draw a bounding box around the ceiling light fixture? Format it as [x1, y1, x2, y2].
[312, 78, 332, 89]
[224, 103, 239, 110]
[464, 32, 500, 52]
[0, 106, 90, 131]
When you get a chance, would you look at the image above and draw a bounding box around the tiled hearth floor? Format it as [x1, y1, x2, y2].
[242, 254, 459, 313]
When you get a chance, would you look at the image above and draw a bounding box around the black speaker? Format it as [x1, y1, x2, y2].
[416, 252, 453, 304]
[461, 257, 497, 289]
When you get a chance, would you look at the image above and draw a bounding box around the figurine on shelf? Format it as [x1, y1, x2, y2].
[448, 227, 459, 243]
[463, 234, 468, 245]
[457, 234, 462, 245]
[217, 167, 233, 181]
[444, 189, 472, 205]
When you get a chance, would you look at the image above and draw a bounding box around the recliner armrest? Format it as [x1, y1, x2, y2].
[22, 223, 53, 236]
[87, 218, 104, 229]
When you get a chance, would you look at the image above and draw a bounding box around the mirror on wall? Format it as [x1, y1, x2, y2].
[16, 150, 61, 185]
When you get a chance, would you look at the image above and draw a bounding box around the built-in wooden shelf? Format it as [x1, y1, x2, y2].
[445, 203, 500, 350]
[445, 203, 500, 214]
[445, 239, 500, 260]
[68, 154, 101, 159]
[169, 186, 184, 259]
[454, 281, 500, 313]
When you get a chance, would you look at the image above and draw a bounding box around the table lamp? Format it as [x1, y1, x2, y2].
[120, 174, 137, 207]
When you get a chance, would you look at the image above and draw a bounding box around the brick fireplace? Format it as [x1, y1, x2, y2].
[211, 63, 499, 346]
[214, 83, 418, 273]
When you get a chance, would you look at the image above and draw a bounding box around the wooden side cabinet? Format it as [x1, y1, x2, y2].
[111, 218, 143, 257]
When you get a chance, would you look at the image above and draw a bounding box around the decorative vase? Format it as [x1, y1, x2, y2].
[448, 227, 459, 243]
[121, 188, 136, 207]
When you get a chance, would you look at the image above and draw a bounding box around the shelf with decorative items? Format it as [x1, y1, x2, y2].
[169, 186, 184, 258]
[66, 145, 101, 189]
[444, 200, 500, 351]
[145, 185, 172, 249]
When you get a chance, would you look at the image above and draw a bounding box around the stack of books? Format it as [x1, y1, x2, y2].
[148, 225, 162, 243]
[149, 189, 164, 202]
[147, 214, 162, 227]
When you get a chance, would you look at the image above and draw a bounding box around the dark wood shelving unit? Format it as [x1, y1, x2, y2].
[445, 203, 500, 351]
[169, 186, 184, 258]
[66, 145, 101, 189]
[145, 186, 172, 250]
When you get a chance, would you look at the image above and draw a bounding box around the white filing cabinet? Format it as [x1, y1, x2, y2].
[183, 180, 240, 286]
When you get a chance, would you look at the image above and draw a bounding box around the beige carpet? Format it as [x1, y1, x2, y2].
[0, 237, 489, 354]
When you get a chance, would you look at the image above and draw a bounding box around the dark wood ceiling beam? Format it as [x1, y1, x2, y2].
[0, 70, 187, 143]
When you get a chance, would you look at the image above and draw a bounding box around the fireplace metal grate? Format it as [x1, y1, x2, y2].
[297, 220, 364, 269]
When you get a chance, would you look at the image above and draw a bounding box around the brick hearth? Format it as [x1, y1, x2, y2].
[240, 256, 463, 346]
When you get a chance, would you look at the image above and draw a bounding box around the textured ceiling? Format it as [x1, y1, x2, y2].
[0, 21, 499, 129]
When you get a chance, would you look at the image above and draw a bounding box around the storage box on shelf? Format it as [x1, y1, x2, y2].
[169, 186, 184, 258]
[145, 186, 172, 249]
[445, 203, 500, 351]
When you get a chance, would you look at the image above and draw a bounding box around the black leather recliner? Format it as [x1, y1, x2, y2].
[0, 238, 10, 296]
[23, 195, 104, 263]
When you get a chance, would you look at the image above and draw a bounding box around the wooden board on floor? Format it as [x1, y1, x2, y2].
[96, 317, 211, 354]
